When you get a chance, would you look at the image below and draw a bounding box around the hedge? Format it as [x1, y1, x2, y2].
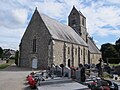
[108, 58, 120, 64]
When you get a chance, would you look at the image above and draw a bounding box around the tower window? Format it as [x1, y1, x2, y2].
[33, 39, 36, 52]
[86, 50, 87, 55]
[72, 19, 76, 25]
[73, 12, 76, 15]
[75, 48, 77, 55]
[68, 47, 70, 54]
[81, 49, 82, 55]
[82, 18, 84, 26]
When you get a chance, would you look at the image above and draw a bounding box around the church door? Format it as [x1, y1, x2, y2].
[68, 59, 71, 67]
[32, 58, 38, 69]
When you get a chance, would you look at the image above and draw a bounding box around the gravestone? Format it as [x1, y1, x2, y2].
[81, 67, 86, 82]
[50, 65, 56, 75]
[64, 66, 71, 78]
[114, 66, 120, 75]
[75, 68, 81, 82]
[113, 74, 118, 80]
[55, 65, 62, 77]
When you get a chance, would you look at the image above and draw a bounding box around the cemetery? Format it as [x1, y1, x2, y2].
[26, 64, 120, 90]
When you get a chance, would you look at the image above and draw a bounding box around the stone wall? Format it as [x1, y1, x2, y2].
[19, 10, 51, 69]
[90, 53, 101, 64]
[53, 40, 64, 66]
[53, 40, 88, 68]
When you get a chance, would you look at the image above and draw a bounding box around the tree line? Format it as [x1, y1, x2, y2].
[0, 47, 19, 65]
[0, 47, 3, 58]
[100, 38, 120, 64]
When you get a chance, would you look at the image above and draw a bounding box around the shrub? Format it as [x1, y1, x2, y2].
[108, 58, 120, 64]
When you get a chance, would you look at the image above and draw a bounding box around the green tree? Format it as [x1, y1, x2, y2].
[0, 47, 3, 58]
[104, 45, 118, 58]
[15, 50, 19, 66]
[100, 43, 118, 63]
[115, 38, 120, 45]
[115, 38, 120, 57]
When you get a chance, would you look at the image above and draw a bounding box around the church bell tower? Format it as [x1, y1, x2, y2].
[68, 6, 88, 42]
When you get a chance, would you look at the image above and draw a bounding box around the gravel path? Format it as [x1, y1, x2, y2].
[0, 64, 38, 90]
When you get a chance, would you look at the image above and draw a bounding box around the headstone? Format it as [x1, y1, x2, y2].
[113, 74, 118, 80]
[50, 65, 56, 75]
[55, 65, 62, 76]
[75, 68, 81, 82]
[42, 70, 49, 78]
[81, 67, 86, 82]
[71, 67, 76, 79]
[64, 66, 71, 78]
[56, 65, 62, 72]
[114, 66, 120, 75]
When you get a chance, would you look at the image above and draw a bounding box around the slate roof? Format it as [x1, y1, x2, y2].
[39, 11, 88, 46]
[88, 37, 101, 54]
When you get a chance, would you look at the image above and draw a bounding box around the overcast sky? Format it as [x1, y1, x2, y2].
[0, 0, 120, 50]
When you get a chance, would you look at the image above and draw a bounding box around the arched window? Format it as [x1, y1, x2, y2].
[68, 47, 70, 54]
[81, 49, 82, 55]
[75, 48, 77, 55]
[82, 18, 84, 26]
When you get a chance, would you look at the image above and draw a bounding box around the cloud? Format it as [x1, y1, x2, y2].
[29, 0, 82, 26]
[11, 9, 28, 25]
[0, 1, 29, 29]
[106, 0, 120, 4]
[96, 29, 120, 37]
[35, 1, 64, 19]
[81, 1, 120, 38]
[0, 26, 25, 50]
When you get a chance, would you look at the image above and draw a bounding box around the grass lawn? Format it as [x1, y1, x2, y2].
[0, 64, 10, 69]
[0, 59, 15, 69]
[109, 63, 120, 67]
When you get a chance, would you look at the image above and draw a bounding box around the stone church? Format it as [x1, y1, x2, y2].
[18, 6, 101, 69]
